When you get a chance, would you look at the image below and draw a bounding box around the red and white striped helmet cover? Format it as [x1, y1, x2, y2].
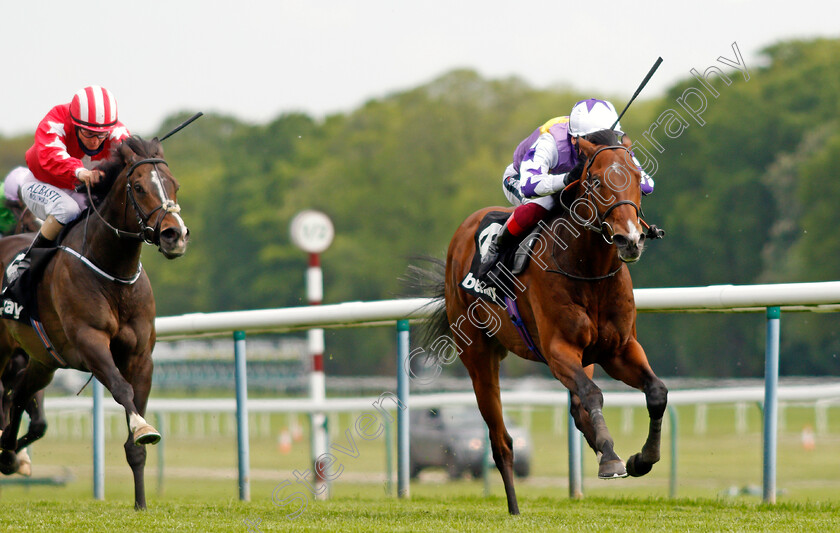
[69, 86, 118, 132]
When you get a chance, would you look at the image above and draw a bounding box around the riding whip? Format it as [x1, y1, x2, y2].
[158, 111, 204, 142]
[611, 57, 663, 130]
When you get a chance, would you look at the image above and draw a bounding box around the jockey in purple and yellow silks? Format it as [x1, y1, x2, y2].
[476, 98, 654, 279]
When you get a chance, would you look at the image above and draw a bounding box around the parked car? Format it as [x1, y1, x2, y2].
[409, 405, 531, 480]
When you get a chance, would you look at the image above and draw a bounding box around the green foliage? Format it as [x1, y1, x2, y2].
[3, 38, 840, 377]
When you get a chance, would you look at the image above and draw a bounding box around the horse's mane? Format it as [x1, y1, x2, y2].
[89, 136, 163, 205]
[581, 129, 620, 147]
[554, 128, 623, 208]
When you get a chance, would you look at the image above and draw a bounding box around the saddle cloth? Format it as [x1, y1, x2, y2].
[459, 211, 544, 305]
[1, 246, 58, 324]
[0, 211, 88, 324]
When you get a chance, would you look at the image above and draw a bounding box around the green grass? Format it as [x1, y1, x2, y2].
[0, 489, 838, 532]
[2, 401, 840, 530]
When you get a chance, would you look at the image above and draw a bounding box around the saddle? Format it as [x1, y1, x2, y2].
[459, 211, 544, 305]
[1, 246, 58, 324]
[0, 217, 84, 324]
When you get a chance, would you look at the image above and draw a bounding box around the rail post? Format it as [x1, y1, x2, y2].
[92, 378, 105, 500]
[234, 330, 250, 501]
[567, 391, 583, 498]
[763, 306, 781, 503]
[668, 405, 678, 498]
[396, 319, 410, 498]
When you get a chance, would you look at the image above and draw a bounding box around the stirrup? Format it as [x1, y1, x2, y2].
[3, 252, 29, 288]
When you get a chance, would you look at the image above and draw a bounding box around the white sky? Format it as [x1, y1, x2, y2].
[2, 0, 837, 137]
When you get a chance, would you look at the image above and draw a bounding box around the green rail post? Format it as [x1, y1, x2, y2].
[763, 306, 781, 503]
[396, 319, 410, 498]
[668, 405, 678, 498]
[156, 412, 165, 496]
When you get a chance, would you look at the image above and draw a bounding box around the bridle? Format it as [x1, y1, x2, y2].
[84, 157, 182, 248]
[561, 145, 643, 245]
[548, 143, 662, 281]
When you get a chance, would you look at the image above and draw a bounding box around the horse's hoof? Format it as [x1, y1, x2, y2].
[626, 453, 653, 477]
[0, 449, 20, 476]
[133, 425, 161, 446]
[598, 458, 628, 479]
[16, 449, 31, 477]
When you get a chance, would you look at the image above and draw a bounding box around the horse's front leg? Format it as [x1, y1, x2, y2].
[76, 330, 161, 447]
[549, 341, 627, 479]
[601, 339, 668, 477]
[121, 350, 154, 510]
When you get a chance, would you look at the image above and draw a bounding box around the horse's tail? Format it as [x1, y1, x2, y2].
[401, 256, 450, 348]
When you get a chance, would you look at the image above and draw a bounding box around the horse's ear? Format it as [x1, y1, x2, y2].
[149, 137, 164, 158]
[118, 140, 140, 165]
[575, 137, 598, 159]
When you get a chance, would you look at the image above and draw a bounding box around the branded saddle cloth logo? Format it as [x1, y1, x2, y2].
[2, 299, 23, 320]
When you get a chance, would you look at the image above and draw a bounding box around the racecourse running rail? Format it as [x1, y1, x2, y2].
[79, 281, 840, 503]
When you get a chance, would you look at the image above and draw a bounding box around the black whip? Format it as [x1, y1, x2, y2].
[611, 57, 663, 129]
[158, 111, 204, 142]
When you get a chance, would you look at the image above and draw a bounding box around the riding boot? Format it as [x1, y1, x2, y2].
[476, 224, 516, 280]
[5, 232, 54, 286]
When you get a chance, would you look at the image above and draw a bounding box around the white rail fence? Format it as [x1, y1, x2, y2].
[77, 281, 840, 503]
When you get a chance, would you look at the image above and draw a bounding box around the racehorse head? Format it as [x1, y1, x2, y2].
[95, 137, 190, 259]
[572, 132, 645, 263]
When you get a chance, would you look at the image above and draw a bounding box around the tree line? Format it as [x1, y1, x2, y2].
[2, 37, 839, 378]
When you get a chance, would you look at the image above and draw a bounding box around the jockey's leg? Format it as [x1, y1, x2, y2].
[11, 216, 63, 277]
[9, 175, 83, 282]
[476, 196, 553, 279]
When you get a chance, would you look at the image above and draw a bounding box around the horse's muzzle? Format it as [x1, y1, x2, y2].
[613, 232, 645, 263]
[159, 226, 189, 259]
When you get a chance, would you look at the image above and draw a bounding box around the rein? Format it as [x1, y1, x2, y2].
[72, 156, 181, 282]
[83, 157, 181, 246]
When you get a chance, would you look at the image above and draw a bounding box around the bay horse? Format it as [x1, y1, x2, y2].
[0, 136, 189, 509]
[0, 201, 43, 476]
[420, 132, 667, 514]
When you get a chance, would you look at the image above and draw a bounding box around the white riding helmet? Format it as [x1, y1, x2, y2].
[568, 98, 622, 137]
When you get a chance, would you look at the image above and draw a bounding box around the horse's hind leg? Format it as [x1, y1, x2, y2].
[459, 339, 520, 515]
[0, 360, 54, 475]
[601, 339, 668, 477]
[14, 390, 47, 476]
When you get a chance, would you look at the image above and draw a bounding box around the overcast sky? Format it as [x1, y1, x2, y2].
[2, 1, 837, 138]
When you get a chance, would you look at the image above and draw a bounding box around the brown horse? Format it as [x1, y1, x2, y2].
[5, 202, 42, 235]
[0, 136, 189, 509]
[0, 200, 44, 476]
[419, 133, 667, 514]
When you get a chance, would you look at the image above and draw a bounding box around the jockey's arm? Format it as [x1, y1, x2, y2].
[519, 134, 567, 198]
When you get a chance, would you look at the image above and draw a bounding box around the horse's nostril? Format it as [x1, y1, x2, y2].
[160, 228, 180, 242]
[613, 234, 628, 247]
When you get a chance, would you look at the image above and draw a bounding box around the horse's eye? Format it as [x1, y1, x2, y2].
[134, 183, 144, 193]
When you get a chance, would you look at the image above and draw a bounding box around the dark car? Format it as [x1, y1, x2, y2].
[409, 405, 531, 480]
